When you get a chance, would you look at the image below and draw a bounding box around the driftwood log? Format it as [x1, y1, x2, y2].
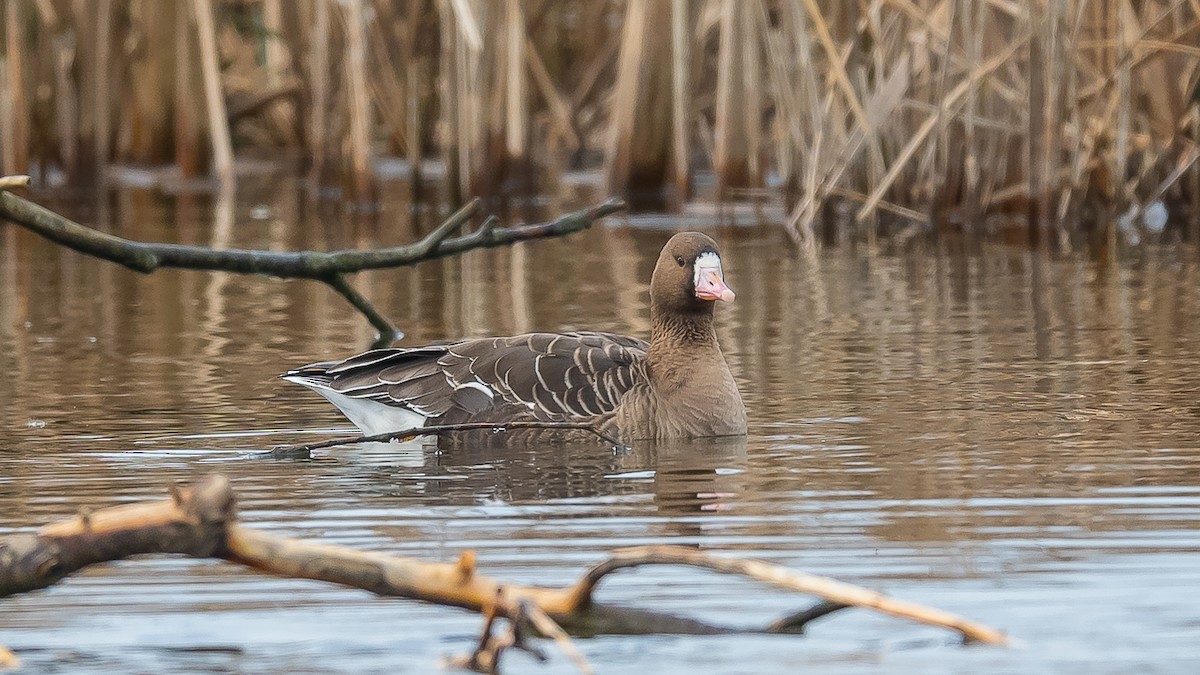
[0, 474, 1010, 672]
[0, 175, 625, 345]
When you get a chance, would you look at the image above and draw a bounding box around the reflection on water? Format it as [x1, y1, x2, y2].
[2, 180, 1199, 673]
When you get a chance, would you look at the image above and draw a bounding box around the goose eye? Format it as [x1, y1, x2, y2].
[674, 255, 686, 267]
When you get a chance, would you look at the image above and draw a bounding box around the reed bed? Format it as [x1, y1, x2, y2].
[1, 0, 1198, 246]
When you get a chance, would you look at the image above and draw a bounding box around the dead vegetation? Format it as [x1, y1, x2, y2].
[0, 474, 1011, 673]
[1, 1, 1198, 244]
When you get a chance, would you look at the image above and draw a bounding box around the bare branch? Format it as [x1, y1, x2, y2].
[565, 545, 1012, 646]
[325, 273, 403, 345]
[0, 474, 1013, 671]
[0, 183, 626, 342]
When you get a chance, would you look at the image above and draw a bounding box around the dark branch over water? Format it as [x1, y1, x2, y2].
[0, 177, 625, 346]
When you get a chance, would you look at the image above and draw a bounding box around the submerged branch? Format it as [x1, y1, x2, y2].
[0, 182, 625, 344]
[0, 474, 1013, 670]
[264, 421, 628, 458]
[445, 593, 592, 675]
[565, 546, 1011, 645]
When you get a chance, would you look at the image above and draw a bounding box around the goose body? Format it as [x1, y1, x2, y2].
[284, 232, 747, 442]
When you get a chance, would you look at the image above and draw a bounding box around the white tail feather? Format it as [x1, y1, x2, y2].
[284, 375, 430, 436]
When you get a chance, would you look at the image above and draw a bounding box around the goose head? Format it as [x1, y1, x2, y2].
[650, 232, 736, 319]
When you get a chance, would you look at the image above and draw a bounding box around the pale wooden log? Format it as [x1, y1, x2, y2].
[0, 473, 1011, 648]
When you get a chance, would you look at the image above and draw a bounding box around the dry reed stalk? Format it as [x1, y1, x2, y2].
[759, 0, 796, 200]
[1027, 2, 1048, 241]
[1113, 0, 1134, 217]
[827, 185, 929, 224]
[264, 0, 286, 87]
[124, 1, 177, 164]
[778, 0, 824, 244]
[606, 0, 648, 194]
[713, 0, 762, 196]
[192, 0, 234, 190]
[568, 21, 619, 116]
[175, 3, 201, 177]
[0, 34, 11, 174]
[343, 0, 374, 202]
[93, 0, 113, 182]
[34, 1, 76, 176]
[449, 0, 482, 197]
[438, 0, 463, 203]
[367, 1, 410, 155]
[309, 0, 331, 194]
[404, 2, 424, 194]
[1055, 0, 1091, 225]
[503, 0, 526, 164]
[3, 0, 28, 175]
[259, 0, 296, 142]
[961, 0, 984, 226]
[785, 5, 911, 247]
[670, 0, 691, 205]
[740, 0, 763, 190]
[930, 0, 959, 230]
[1043, 0, 1067, 224]
[1192, 113, 1200, 242]
[800, 0, 869, 132]
[525, 37, 580, 152]
[790, 54, 912, 243]
[857, 37, 1026, 222]
[606, 0, 677, 208]
[1147, 142, 1200, 206]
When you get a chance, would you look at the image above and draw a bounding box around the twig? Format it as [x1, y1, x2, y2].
[445, 590, 513, 674]
[0, 184, 626, 342]
[518, 600, 594, 675]
[446, 590, 558, 674]
[765, 600, 851, 634]
[325, 274, 403, 346]
[264, 421, 628, 459]
[565, 546, 1012, 646]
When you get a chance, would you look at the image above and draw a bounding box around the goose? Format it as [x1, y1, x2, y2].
[283, 232, 746, 442]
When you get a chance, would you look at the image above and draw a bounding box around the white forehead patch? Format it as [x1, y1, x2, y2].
[694, 251, 722, 285]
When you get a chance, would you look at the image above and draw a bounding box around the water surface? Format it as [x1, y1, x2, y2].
[2, 183, 1199, 673]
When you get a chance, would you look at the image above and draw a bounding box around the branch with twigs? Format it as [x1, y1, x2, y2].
[264, 421, 629, 458]
[0, 175, 625, 346]
[0, 474, 1012, 672]
[443, 588, 595, 675]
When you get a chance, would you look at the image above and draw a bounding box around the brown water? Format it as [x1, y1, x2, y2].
[2, 182, 1199, 673]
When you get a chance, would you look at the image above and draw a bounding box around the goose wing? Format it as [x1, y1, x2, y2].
[438, 332, 648, 421]
[286, 332, 648, 423]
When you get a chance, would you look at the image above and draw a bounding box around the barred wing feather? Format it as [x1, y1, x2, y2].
[287, 332, 648, 424]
